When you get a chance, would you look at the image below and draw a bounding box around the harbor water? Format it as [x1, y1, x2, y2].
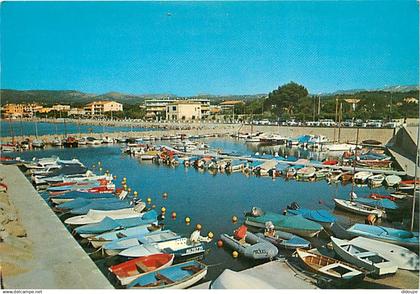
[0, 120, 155, 137]
[6, 138, 412, 286]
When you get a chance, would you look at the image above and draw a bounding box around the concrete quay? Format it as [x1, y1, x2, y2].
[4, 118, 398, 144]
[0, 165, 113, 289]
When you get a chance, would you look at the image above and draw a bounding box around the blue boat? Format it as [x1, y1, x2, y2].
[346, 223, 419, 249]
[56, 198, 117, 211]
[256, 231, 311, 250]
[286, 208, 337, 229]
[284, 156, 298, 162]
[127, 260, 207, 289]
[69, 200, 133, 215]
[354, 198, 399, 210]
[75, 210, 158, 237]
[88, 223, 160, 248]
[244, 208, 323, 238]
[103, 230, 181, 256]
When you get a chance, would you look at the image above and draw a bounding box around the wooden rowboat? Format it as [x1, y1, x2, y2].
[109, 253, 174, 286]
[295, 248, 365, 282]
[127, 260, 207, 289]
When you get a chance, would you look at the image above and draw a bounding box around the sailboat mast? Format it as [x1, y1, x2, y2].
[350, 127, 360, 197]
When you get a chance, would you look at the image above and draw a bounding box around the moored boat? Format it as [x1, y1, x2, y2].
[244, 208, 323, 238]
[345, 223, 419, 249]
[127, 260, 207, 289]
[330, 237, 398, 276]
[347, 237, 419, 271]
[295, 248, 365, 282]
[220, 228, 278, 260]
[109, 253, 175, 286]
[256, 230, 310, 250]
[385, 175, 402, 187]
[333, 198, 385, 218]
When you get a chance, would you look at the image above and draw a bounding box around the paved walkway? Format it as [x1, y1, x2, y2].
[0, 165, 113, 289]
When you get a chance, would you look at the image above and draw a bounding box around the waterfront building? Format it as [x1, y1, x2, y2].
[84, 101, 123, 116]
[144, 98, 177, 120]
[144, 97, 210, 120]
[52, 104, 71, 112]
[165, 101, 202, 121]
[219, 100, 245, 113]
[68, 108, 86, 116]
[1, 103, 43, 118]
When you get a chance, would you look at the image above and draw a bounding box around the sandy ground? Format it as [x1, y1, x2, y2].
[0, 186, 32, 277]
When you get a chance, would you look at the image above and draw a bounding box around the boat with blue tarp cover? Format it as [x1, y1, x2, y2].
[354, 197, 399, 210]
[345, 224, 419, 249]
[75, 210, 158, 237]
[69, 200, 134, 215]
[286, 206, 337, 229]
[244, 207, 322, 238]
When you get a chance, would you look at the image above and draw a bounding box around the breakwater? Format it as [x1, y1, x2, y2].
[2, 118, 396, 144]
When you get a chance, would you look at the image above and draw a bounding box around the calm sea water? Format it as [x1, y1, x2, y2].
[7, 138, 406, 287]
[0, 121, 154, 137]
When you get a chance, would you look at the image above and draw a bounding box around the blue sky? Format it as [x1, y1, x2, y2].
[1, 1, 418, 95]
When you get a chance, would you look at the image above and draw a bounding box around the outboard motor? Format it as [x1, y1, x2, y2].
[287, 202, 300, 210]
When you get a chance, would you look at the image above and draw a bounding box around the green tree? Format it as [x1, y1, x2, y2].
[265, 82, 309, 118]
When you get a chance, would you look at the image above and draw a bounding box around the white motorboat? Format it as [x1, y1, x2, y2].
[385, 175, 402, 187]
[324, 143, 358, 152]
[334, 198, 384, 218]
[331, 237, 397, 276]
[368, 174, 385, 186]
[64, 203, 146, 226]
[348, 237, 419, 271]
[354, 171, 373, 184]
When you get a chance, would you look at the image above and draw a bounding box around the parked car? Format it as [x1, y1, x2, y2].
[366, 120, 383, 128]
[287, 119, 299, 126]
[319, 119, 336, 127]
[342, 120, 354, 127]
[384, 121, 401, 128]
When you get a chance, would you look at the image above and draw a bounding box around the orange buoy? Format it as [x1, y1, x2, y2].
[196, 224, 202, 230]
[217, 240, 223, 248]
[171, 212, 177, 219]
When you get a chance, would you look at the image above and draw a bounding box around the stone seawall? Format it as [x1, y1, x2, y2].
[2, 122, 396, 144]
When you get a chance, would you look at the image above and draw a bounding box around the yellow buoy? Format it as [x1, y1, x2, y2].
[185, 217, 191, 223]
[134, 191, 138, 196]
[123, 177, 127, 182]
[161, 207, 166, 213]
[147, 197, 152, 203]
[232, 216, 238, 223]
[162, 192, 168, 198]
[128, 188, 131, 192]
[232, 251, 239, 258]
[98, 161, 101, 165]
[92, 164, 96, 168]
[113, 175, 117, 180]
[99, 167, 103, 171]
[207, 231, 214, 239]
